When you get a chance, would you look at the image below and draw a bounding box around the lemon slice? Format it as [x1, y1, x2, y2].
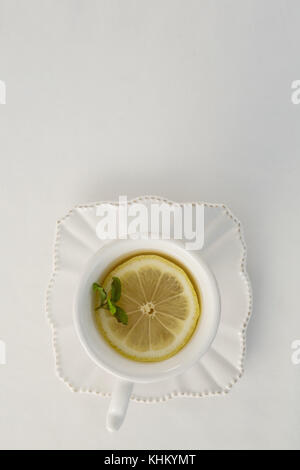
[94, 254, 200, 362]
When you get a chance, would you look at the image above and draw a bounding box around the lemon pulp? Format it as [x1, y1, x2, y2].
[94, 254, 201, 362]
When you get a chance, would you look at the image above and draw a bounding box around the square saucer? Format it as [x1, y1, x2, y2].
[46, 196, 252, 402]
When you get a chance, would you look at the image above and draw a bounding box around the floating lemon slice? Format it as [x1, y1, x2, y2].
[94, 254, 201, 362]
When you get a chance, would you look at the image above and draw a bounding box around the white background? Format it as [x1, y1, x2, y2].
[0, 0, 299, 450]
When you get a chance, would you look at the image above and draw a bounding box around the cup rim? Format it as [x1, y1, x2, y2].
[74, 239, 221, 384]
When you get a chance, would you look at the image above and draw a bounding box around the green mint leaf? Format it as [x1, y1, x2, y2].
[107, 298, 117, 315]
[92, 278, 128, 326]
[115, 306, 128, 325]
[99, 288, 107, 305]
[111, 277, 121, 303]
[93, 283, 107, 305]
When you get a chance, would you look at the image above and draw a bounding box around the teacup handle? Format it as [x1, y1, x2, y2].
[106, 379, 133, 432]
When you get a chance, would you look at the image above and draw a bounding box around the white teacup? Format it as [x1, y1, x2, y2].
[74, 239, 220, 431]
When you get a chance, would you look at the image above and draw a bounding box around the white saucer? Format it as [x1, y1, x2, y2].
[46, 196, 252, 403]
